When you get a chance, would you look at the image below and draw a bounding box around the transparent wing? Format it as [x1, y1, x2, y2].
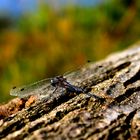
[65, 62, 92, 84]
[10, 78, 55, 98]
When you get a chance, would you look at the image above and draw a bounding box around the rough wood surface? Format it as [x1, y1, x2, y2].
[1, 43, 140, 140]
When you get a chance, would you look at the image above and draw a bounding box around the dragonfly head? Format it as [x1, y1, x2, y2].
[51, 77, 59, 87]
[50, 75, 64, 87]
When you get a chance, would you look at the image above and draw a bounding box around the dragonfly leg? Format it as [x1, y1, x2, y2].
[52, 87, 58, 94]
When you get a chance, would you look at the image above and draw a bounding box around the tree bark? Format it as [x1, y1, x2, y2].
[1, 43, 140, 140]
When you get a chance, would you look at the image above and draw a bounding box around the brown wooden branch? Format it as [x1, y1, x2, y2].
[1, 43, 140, 140]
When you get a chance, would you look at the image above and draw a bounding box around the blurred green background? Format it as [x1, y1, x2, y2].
[0, 0, 140, 102]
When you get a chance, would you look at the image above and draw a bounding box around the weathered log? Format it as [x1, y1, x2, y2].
[1, 43, 140, 140]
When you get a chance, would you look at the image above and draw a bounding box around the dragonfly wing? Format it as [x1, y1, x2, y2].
[10, 78, 54, 98]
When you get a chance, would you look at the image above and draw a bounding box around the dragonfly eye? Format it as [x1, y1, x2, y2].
[51, 78, 59, 87]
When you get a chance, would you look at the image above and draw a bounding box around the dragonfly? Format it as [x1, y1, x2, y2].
[10, 74, 101, 100]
